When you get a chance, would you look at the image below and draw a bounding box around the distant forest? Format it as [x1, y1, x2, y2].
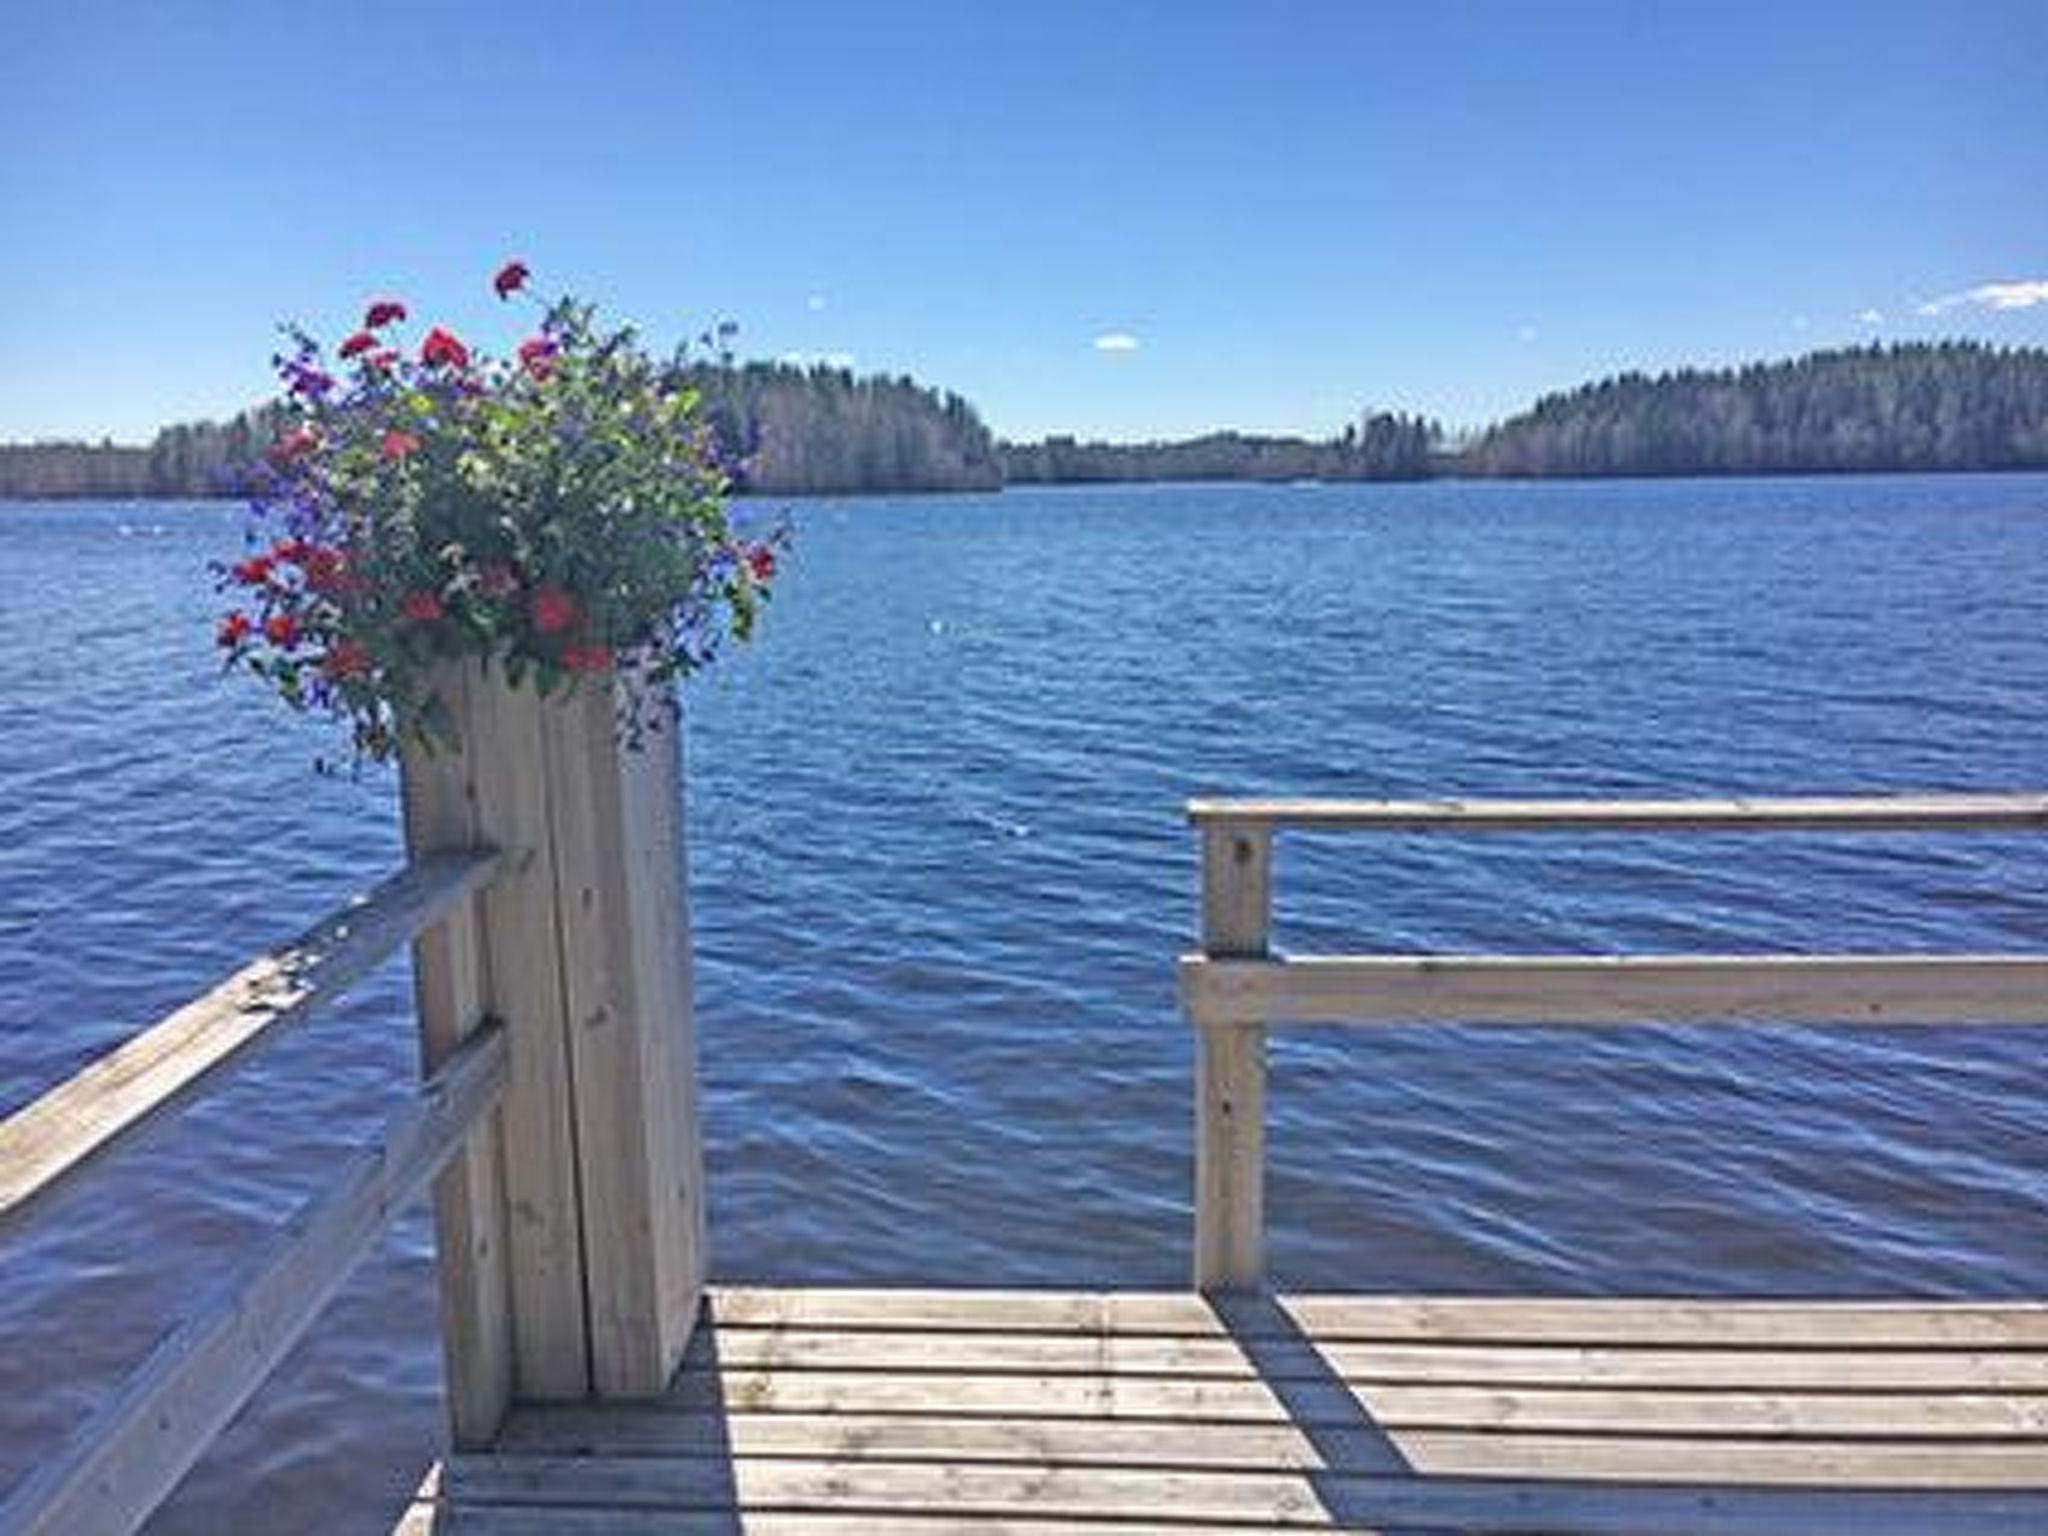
[0, 362, 1000, 500]
[1461, 343, 2048, 478]
[689, 362, 1000, 493]
[5, 342, 2048, 499]
[0, 409, 288, 500]
[1002, 412, 1440, 484]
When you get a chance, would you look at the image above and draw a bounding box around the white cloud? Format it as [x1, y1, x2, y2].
[1917, 278, 2048, 316]
[807, 294, 828, 312]
[1856, 309, 1885, 325]
[1094, 332, 1140, 354]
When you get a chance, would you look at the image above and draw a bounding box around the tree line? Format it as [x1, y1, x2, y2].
[1001, 412, 1441, 484]
[688, 361, 1001, 493]
[6, 342, 2048, 498]
[0, 410, 287, 499]
[0, 364, 1001, 499]
[1461, 343, 2048, 477]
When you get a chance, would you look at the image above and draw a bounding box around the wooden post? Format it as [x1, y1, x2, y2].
[401, 661, 707, 1413]
[401, 664, 515, 1448]
[1193, 824, 1271, 1292]
[540, 675, 707, 1396]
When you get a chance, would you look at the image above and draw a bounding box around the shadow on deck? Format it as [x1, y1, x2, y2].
[396, 1285, 2048, 1534]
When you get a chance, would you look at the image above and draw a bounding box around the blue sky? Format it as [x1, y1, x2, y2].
[3, 0, 2044, 443]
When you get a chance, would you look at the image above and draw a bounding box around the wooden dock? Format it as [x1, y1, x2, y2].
[395, 1285, 2048, 1534]
[5, 747, 2047, 1535]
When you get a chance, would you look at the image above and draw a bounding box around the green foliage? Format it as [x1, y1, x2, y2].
[1463, 343, 2048, 477]
[1002, 413, 1441, 484]
[691, 361, 1002, 493]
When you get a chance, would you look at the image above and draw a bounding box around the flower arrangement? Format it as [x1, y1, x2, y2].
[217, 260, 782, 762]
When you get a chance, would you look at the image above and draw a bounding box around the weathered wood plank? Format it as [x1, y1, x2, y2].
[441, 1452, 1352, 1520]
[442, 1450, 2048, 1518]
[689, 1326, 2048, 1390]
[1195, 824, 1270, 1292]
[397, 1500, 1325, 1536]
[704, 1287, 2048, 1347]
[0, 1024, 507, 1536]
[460, 668, 593, 1399]
[1282, 1471, 2048, 1535]
[402, 668, 516, 1451]
[541, 677, 703, 1397]
[0, 849, 501, 1225]
[400, 1495, 2048, 1536]
[1184, 953, 2048, 1027]
[650, 1364, 2048, 1426]
[1277, 1295, 2048, 1348]
[1187, 794, 2048, 833]
[501, 1389, 2048, 1456]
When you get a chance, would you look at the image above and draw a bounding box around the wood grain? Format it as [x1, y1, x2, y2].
[0, 849, 499, 1224]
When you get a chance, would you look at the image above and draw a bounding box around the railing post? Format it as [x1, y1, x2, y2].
[402, 661, 707, 1413]
[1194, 822, 1271, 1292]
[401, 665, 515, 1449]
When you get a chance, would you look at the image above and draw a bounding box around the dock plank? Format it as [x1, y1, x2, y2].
[690, 1324, 2048, 1389]
[707, 1286, 2048, 1346]
[403, 1286, 2048, 1535]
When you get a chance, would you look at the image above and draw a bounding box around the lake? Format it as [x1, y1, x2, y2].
[3, 475, 2047, 1532]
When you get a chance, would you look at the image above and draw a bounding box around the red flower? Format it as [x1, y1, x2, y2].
[268, 426, 320, 464]
[479, 562, 520, 598]
[303, 548, 356, 595]
[744, 542, 777, 583]
[263, 613, 300, 647]
[216, 612, 252, 648]
[366, 347, 401, 371]
[494, 260, 530, 299]
[517, 336, 558, 379]
[324, 638, 370, 679]
[381, 429, 422, 461]
[338, 331, 377, 359]
[530, 585, 577, 634]
[562, 643, 613, 675]
[401, 590, 445, 623]
[420, 327, 470, 369]
[231, 553, 276, 586]
[364, 299, 407, 329]
[272, 538, 311, 564]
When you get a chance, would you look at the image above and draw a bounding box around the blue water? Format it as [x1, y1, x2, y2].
[3, 476, 2048, 1532]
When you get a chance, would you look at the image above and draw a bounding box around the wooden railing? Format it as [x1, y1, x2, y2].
[0, 851, 507, 1536]
[0, 665, 709, 1536]
[1180, 795, 2048, 1292]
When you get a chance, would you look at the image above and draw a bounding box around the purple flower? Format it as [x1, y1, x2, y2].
[283, 359, 335, 400]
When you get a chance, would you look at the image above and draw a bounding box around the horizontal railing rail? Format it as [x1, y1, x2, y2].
[0, 1022, 507, 1536]
[1184, 954, 2048, 1027]
[0, 850, 502, 1224]
[0, 851, 510, 1536]
[1182, 795, 2048, 1291]
[1186, 793, 2048, 833]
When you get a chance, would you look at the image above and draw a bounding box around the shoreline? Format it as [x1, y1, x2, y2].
[8, 460, 2048, 507]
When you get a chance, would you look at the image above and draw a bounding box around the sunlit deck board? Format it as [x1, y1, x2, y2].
[398, 1285, 2048, 1535]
